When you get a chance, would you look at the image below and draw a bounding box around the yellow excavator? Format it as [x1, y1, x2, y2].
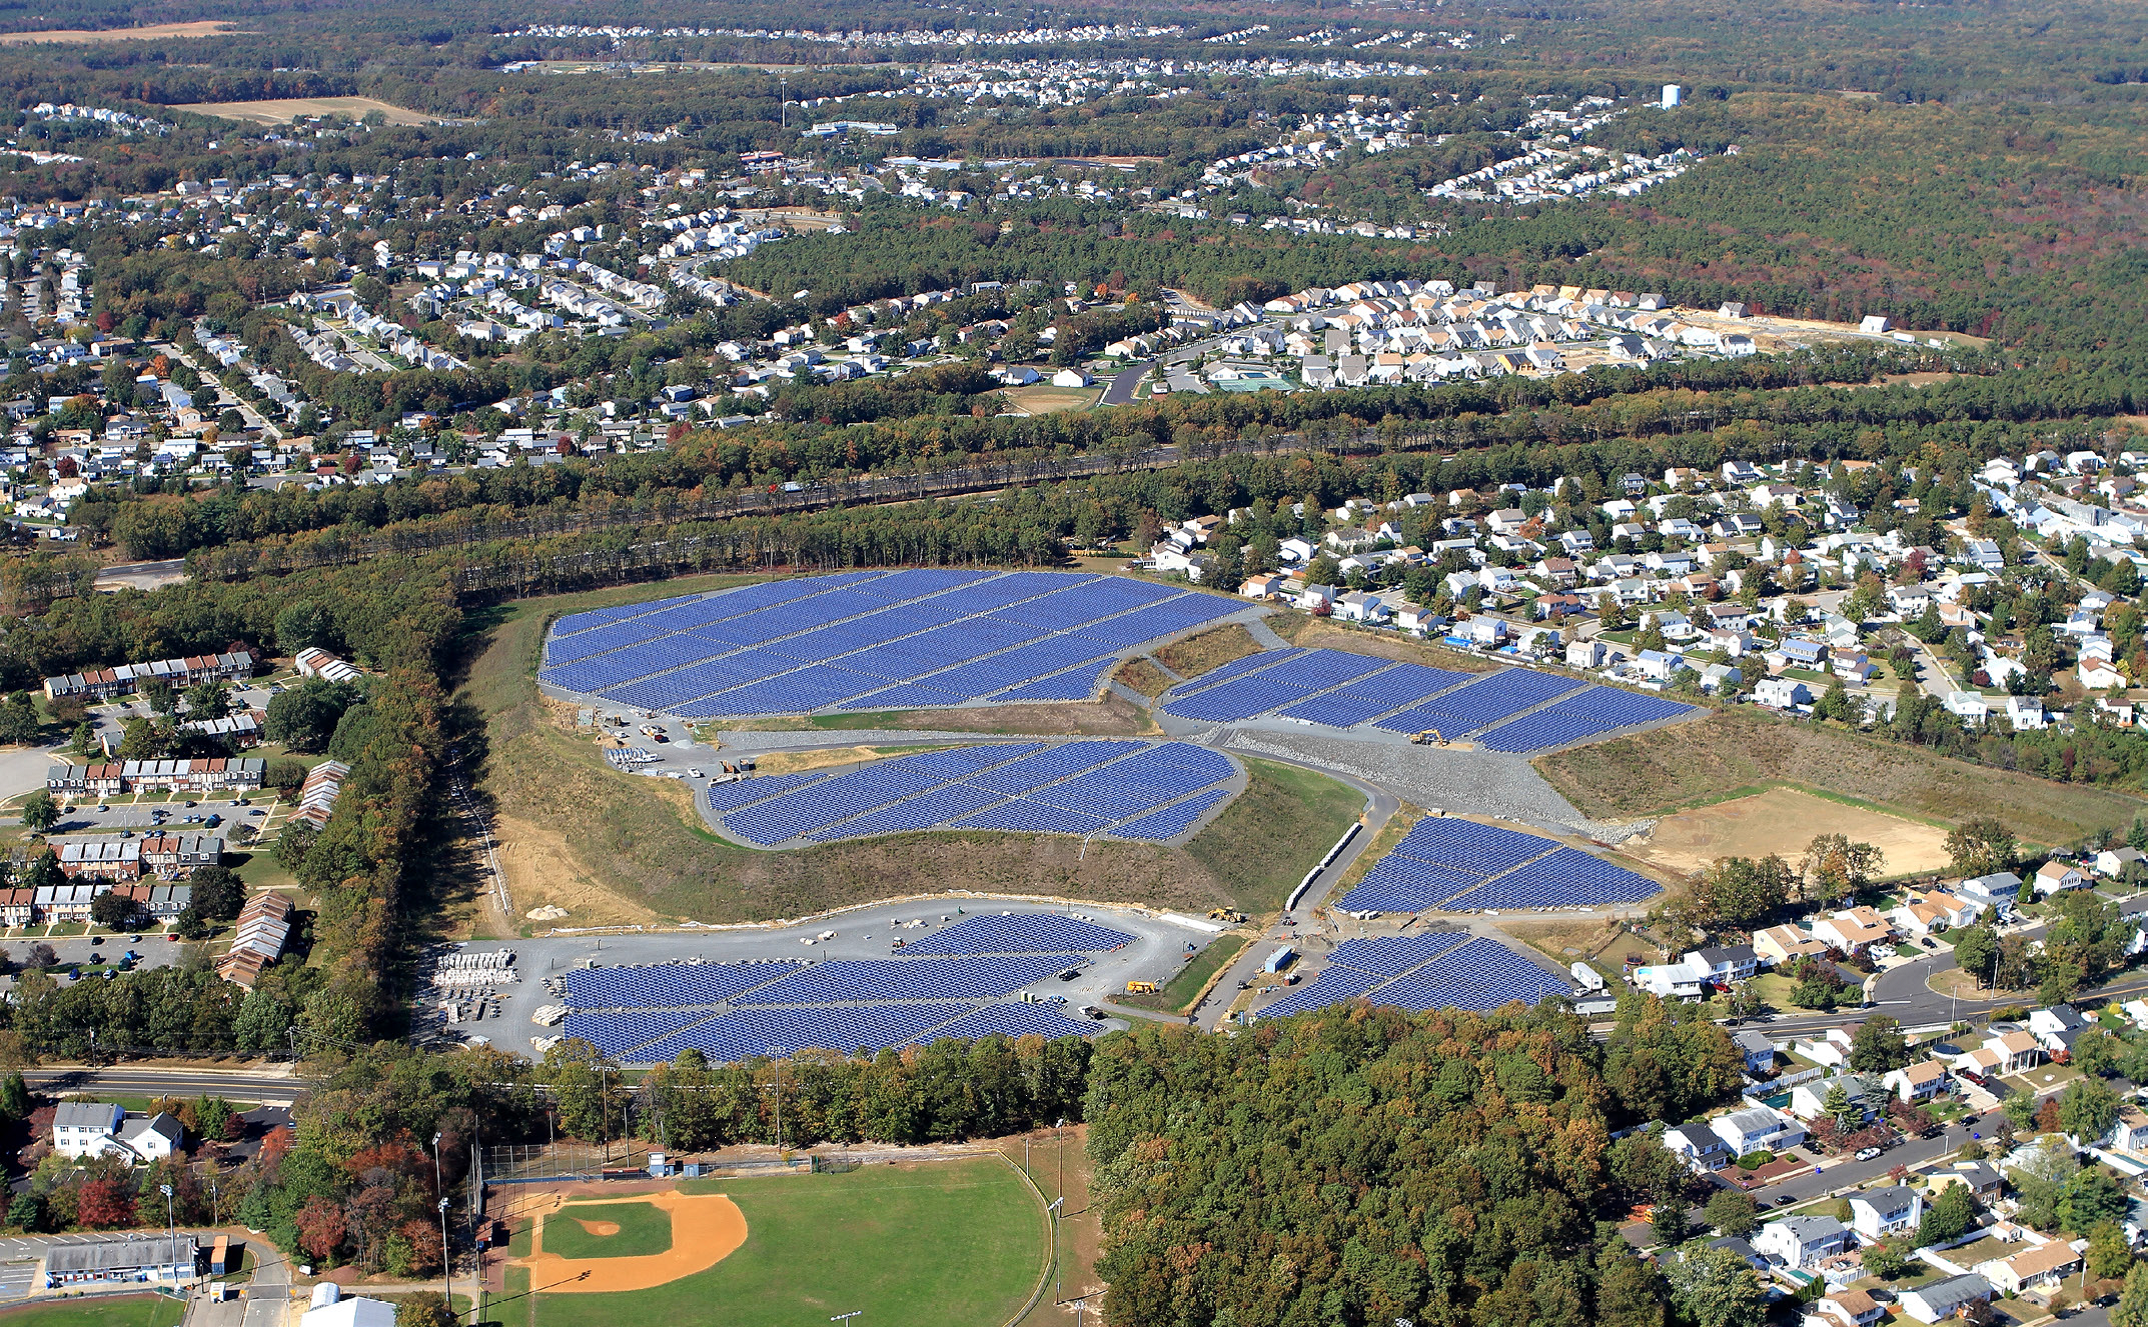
[1410, 729, 1449, 747]
[1125, 980, 1159, 995]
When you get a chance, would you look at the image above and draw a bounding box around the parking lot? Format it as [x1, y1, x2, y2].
[44, 795, 270, 837]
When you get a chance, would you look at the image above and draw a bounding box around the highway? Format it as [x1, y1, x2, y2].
[21, 1065, 301, 1102]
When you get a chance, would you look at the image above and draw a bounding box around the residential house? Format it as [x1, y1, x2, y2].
[1732, 1029, 1777, 1075]
[1925, 1160, 2003, 1204]
[1790, 1027, 1857, 1070]
[1689, 945, 1760, 984]
[2096, 847, 2148, 879]
[2105, 1103, 2148, 1155]
[1709, 1104, 1806, 1158]
[1881, 1060, 1950, 1103]
[2028, 1005, 2088, 1057]
[1811, 907, 1893, 955]
[1753, 1215, 1851, 1268]
[1889, 889, 1981, 937]
[1809, 1288, 1884, 1327]
[1753, 677, 1811, 709]
[1662, 1122, 1731, 1172]
[1754, 924, 1830, 965]
[1846, 1186, 1923, 1240]
[1974, 1241, 2081, 1299]
[1898, 1275, 1993, 1324]
[2032, 860, 2088, 896]
[51, 1101, 182, 1164]
[1789, 1073, 1884, 1125]
[1952, 872, 2025, 914]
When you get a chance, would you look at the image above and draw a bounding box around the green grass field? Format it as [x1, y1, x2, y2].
[541, 1200, 674, 1259]
[532, 1161, 1044, 1327]
[0, 1296, 182, 1327]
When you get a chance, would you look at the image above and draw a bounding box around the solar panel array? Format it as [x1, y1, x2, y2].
[1335, 817, 1661, 914]
[541, 569, 1244, 717]
[552, 911, 1132, 1063]
[1155, 647, 1699, 751]
[711, 739, 1238, 847]
[1255, 934, 1573, 1020]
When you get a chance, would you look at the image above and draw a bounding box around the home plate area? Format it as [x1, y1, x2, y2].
[515, 1190, 749, 1292]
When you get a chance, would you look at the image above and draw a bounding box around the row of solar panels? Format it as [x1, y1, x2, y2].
[1158, 647, 1697, 752]
[542, 570, 1244, 718]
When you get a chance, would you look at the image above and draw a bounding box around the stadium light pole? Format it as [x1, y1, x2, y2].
[158, 1184, 175, 1290]
[439, 1196, 453, 1319]
[768, 1046, 785, 1155]
[1047, 1195, 1064, 1304]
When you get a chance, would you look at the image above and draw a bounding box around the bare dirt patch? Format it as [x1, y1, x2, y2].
[173, 96, 441, 126]
[571, 1218, 622, 1236]
[1621, 786, 1951, 878]
[0, 20, 240, 43]
[749, 746, 887, 775]
[495, 808, 662, 930]
[1154, 622, 1262, 679]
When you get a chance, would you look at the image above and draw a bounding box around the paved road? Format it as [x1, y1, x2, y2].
[1742, 1119, 1980, 1209]
[93, 558, 188, 590]
[1196, 756, 1398, 1031]
[22, 1066, 300, 1102]
[1099, 359, 1153, 406]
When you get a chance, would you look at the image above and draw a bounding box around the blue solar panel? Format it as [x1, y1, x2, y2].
[1110, 789, 1227, 840]
[1370, 938, 1573, 1012]
[1327, 932, 1472, 977]
[562, 1007, 716, 1056]
[637, 1002, 980, 1062]
[902, 914, 1133, 956]
[1475, 687, 1701, 753]
[1374, 668, 1585, 736]
[1439, 847, 1662, 911]
[706, 772, 833, 811]
[994, 663, 1112, 702]
[735, 954, 1074, 1005]
[563, 960, 804, 1010]
[949, 800, 1113, 835]
[1253, 967, 1383, 1019]
[917, 1003, 1095, 1043]
[1170, 649, 1306, 694]
[1163, 677, 1308, 722]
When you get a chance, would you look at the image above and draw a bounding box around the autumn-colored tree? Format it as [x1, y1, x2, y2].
[294, 1195, 347, 1262]
[399, 1218, 443, 1275]
[76, 1177, 136, 1229]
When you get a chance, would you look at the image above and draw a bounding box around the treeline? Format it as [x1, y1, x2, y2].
[1087, 996, 1738, 1327]
[629, 1036, 1092, 1147]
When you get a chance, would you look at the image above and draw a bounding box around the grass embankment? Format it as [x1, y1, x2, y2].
[1118, 933, 1255, 1012]
[1153, 623, 1263, 679]
[1329, 802, 1428, 894]
[468, 585, 1366, 927]
[541, 1201, 674, 1260]
[535, 1161, 1043, 1327]
[1533, 709, 2144, 847]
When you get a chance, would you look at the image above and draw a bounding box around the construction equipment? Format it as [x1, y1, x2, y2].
[1410, 729, 1449, 746]
[1208, 908, 1247, 923]
[1125, 980, 1159, 995]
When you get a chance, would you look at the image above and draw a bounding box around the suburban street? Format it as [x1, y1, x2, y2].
[21, 1065, 300, 1102]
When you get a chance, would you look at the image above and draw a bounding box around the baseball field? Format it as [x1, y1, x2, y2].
[511, 1158, 1048, 1327]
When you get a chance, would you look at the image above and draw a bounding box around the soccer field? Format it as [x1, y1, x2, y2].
[530, 1159, 1047, 1327]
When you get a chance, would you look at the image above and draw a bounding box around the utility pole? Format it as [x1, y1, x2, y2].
[158, 1184, 176, 1291]
[780, 77, 788, 130]
[768, 1046, 785, 1154]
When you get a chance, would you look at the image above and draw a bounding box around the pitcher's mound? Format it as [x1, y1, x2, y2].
[571, 1219, 622, 1236]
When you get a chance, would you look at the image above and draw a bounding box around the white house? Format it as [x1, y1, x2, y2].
[51, 1101, 182, 1165]
[1974, 1241, 2082, 1298]
[1754, 677, 1810, 709]
[2032, 860, 2087, 896]
[1881, 1061, 1950, 1102]
[1899, 1275, 1993, 1324]
[1754, 1215, 1851, 1268]
[1709, 1104, 1806, 1157]
[1846, 1185, 1922, 1240]
[1663, 1122, 1730, 1172]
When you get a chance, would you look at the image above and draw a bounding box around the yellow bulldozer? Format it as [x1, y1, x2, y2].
[1208, 908, 1247, 923]
[1125, 980, 1159, 995]
[1409, 729, 1449, 747]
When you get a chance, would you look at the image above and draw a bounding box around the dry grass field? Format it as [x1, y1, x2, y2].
[0, 20, 238, 43]
[1619, 787, 1953, 878]
[1536, 709, 2143, 849]
[1113, 657, 1174, 698]
[173, 96, 439, 125]
[1153, 622, 1262, 678]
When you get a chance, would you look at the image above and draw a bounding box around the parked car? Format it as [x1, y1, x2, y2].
[1854, 1147, 1883, 1161]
